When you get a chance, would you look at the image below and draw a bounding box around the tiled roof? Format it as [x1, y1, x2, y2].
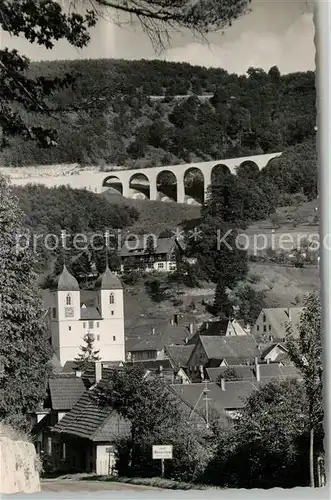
[127, 359, 173, 371]
[52, 384, 131, 442]
[164, 345, 195, 369]
[257, 364, 302, 384]
[206, 365, 255, 382]
[48, 377, 86, 410]
[51, 265, 80, 291]
[94, 266, 122, 290]
[279, 365, 303, 379]
[120, 236, 183, 258]
[199, 319, 229, 335]
[81, 362, 124, 386]
[80, 307, 102, 320]
[197, 335, 258, 361]
[170, 380, 258, 412]
[127, 323, 191, 352]
[80, 290, 98, 308]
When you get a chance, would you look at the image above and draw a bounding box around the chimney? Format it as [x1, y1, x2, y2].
[254, 357, 258, 366]
[95, 360, 102, 383]
[220, 377, 226, 391]
[267, 358, 270, 364]
[199, 365, 204, 381]
[256, 363, 261, 382]
[174, 314, 178, 325]
[152, 327, 155, 335]
[189, 322, 194, 335]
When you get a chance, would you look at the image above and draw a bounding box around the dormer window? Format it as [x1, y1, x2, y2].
[109, 293, 115, 305]
[66, 293, 72, 306]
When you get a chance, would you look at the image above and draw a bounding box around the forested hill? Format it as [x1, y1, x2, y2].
[0, 58, 316, 167]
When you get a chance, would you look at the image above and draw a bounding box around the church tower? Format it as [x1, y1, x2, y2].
[94, 266, 125, 362]
[43, 265, 81, 365]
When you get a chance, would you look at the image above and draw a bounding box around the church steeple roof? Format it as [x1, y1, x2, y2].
[53, 265, 80, 291]
[94, 265, 122, 290]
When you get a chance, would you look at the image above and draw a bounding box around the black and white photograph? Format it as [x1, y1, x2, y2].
[0, 0, 326, 496]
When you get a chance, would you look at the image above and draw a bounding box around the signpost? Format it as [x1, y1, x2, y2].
[152, 445, 173, 478]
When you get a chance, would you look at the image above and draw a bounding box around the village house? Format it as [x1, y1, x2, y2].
[50, 363, 210, 474]
[186, 335, 259, 379]
[42, 265, 126, 366]
[51, 371, 131, 475]
[260, 342, 291, 364]
[170, 380, 258, 423]
[251, 307, 304, 342]
[126, 316, 195, 361]
[205, 361, 302, 385]
[119, 235, 184, 273]
[192, 318, 249, 340]
[32, 374, 87, 467]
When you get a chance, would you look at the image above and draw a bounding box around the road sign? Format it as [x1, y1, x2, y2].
[152, 445, 173, 460]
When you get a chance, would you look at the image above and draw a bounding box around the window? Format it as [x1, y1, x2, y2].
[83, 322, 86, 328]
[52, 307, 56, 319]
[96, 322, 99, 328]
[256, 325, 260, 332]
[269, 325, 271, 331]
[68, 326, 71, 331]
[111, 311, 114, 316]
[157, 262, 165, 270]
[66, 293, 72, 306]
[88, 321, 93, 329]
[263, 325, 267, 332]
[113, 336, 116, 341]
[263, 314, 266, 323]
[62, 443, 66, 460]
[97, 335, 100, 341]
[109, 293, 115, 305]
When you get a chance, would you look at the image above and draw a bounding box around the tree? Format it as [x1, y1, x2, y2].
[74, 332, 101, 372]
[0, 176, 52, 431]
[211, 279, 233, 317]
[1, 0, 250, 148]
[286, 293, 324, 487]
[204, 381, 310, 488]
[96, 364, 211, 481]
[216, 367, 242, 382]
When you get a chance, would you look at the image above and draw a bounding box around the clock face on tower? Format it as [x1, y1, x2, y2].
[65, 307, 74, 318]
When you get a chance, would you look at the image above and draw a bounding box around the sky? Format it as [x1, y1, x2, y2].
[0, 0, 315, 74]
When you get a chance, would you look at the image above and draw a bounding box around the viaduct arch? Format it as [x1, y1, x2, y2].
[3, 152, 282, 205]
[100, 152, 282, 204]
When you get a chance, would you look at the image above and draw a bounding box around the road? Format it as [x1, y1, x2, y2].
[42, 478, 162, 493]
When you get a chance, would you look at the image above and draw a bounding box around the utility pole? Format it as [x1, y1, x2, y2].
[203, 381, 211, 430]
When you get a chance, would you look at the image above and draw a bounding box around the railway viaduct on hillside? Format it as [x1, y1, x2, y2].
[3, 152, 281, 204]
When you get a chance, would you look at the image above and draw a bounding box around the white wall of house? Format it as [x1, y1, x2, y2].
[96, 445, 116, 476]
[120, 260, 177, 273]
[252, 310, 275, 340]
[263, 345, 287, 362]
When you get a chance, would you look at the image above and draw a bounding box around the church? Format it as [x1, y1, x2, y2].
[43, 265, 125, 366]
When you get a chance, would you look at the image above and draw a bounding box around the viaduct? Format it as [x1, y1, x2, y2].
[3, 152, 282, 204]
